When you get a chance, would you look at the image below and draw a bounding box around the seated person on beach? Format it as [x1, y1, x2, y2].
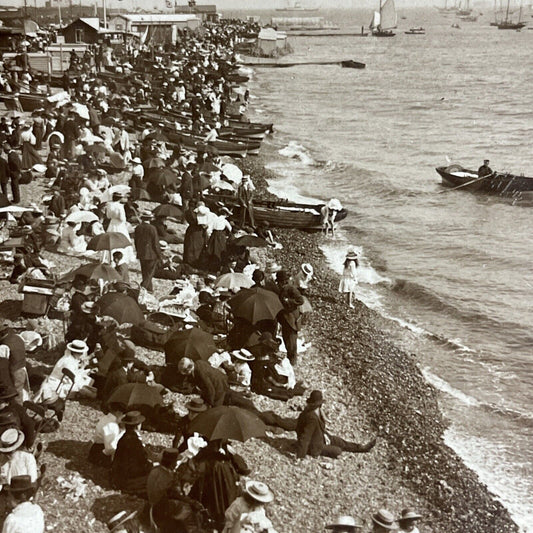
[478, 159, 493, 178]
[295, 390, 376, 459]
[195, 290, 226, 334]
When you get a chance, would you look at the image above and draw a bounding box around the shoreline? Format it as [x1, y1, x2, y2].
[238, 156, 520, 532]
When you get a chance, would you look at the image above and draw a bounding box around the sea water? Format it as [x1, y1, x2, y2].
[231, 7, 533, 531]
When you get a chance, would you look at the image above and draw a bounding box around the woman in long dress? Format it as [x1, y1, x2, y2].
[338, 249, 359, 308]
[105, 194, 135, 263]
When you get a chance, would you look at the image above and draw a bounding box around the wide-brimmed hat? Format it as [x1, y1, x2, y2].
[81, 301, 95, 314]
[139, 209, 153, 219]
[0, 384, 18, 401]
[345, 248, 358, 260]
[326, 515, 363, 530]
[5, 475, 34, 493]
[185, 397, 208, 413]
[0, 428, 25, 453]
[131, 157, 142, 164]
[67, 339, 88, 355]
[121, 411, 145, 426]
[159, 240, 169, 251]
[244, 480, 274, 503]
[276, 270, 290, 283]
[161, 447, 180, 463]
[231, 348, 255, 362]
[371, 509, 395, 529]
[399, 508, 422, 522]
[107, 510, 138, 532]
[327, 198, 343, 211]
[301, 263, 313, 277]
[306, 390, 324, 408]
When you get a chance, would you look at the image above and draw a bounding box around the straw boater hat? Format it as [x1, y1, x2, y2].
[159, 240, 169, 252]
[231, 348, 255, 362]
[325, 515, 364, 530]
[67, 339, 88, 355]
[244, 480, 274, 503]
[399, 508, 422, 523]
[139, 208, 153, 219]
[185, 397, 208, 413]
[371, 509, 395, 530]
[121, 411, 145, 426]
[107, 510, 138, 532]
[0, 428, 25, 453]
[301, 263, 313, 277]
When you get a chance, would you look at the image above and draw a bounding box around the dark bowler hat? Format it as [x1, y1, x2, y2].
[306, 390, 324, 408]
[161, 448, 180, 463]
[6, 475, 35, 493]
[122, 411, 145, 426]
[276, 270, 290, 283]
[0, 384, 18, 401]
[185, 397, 208, 413]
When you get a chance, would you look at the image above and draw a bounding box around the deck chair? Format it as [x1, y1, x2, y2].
[24, 367, 76, 433]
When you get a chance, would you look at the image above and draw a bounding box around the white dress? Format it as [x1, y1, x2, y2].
[105, 201, 135, 263]
[338, 261, 358, 293]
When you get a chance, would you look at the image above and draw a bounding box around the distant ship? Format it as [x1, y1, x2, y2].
[436, 0, 458, 14]
[276, 1, 319, 13]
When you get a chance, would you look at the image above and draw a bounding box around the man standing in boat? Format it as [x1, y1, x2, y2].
[478, 159, 493, 179]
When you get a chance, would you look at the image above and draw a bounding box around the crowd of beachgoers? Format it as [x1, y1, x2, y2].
[0, 15, 520, 533]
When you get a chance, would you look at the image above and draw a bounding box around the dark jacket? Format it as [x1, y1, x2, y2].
[1, 330, 26, 372]
[111, 428, 152, 488]
[134, 222, 161, 261]
[7, 150, 22, 177]
[193, 360, 228, 407]
[278, 283, 304, 331]
[295, 406, 326, 458]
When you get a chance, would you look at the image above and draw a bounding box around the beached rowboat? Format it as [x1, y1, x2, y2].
[436, 165, 533, 198]
[205, 195, 348, 230]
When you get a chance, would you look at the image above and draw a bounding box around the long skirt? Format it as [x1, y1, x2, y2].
[21, 142, 43, 170]
[183, 225, 206, 267]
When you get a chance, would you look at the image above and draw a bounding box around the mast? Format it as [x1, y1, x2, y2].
[505, 0, 510, 22]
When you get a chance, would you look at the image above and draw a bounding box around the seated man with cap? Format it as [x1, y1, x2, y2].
[398, 508, 423, 533]
[111, 410, 152, 495]
[195, 290, 226, 334]
[222, 480, 278, 533]
[2, 475, 44, 533]
[296, 390, 376, 459]
[478, 159, 493, 179]
[371, 509, 396, 532]
[171, 396, 207, 450]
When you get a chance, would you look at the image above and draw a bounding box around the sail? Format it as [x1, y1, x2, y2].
[369, 10, 381, 29]
[380, 0, 397, 29]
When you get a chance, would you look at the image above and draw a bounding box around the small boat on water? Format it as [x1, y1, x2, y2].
[436, 164, 533, 199]
[496, 0, 527, 28]
[405, 27, 426, 34]
[205, 195, 348, 230]
[369, 0, 398, 36]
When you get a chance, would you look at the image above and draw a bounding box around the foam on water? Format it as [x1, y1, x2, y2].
[444, 428, 533, 533]
[278, 141, 315, 165]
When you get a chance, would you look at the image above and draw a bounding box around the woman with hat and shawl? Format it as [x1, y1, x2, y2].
[111, 411, 152, 495]
[2, 475, 44, 533]
[187, 439, 249, 530]
[105, 193, 135, 264]
[339, 249, 359, 309]
[0, 384, 36, 451]
[222, 480, 277, 533]
[183, 201, 208, 268]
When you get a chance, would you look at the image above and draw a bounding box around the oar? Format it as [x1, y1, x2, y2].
[438, 172, 495, 193]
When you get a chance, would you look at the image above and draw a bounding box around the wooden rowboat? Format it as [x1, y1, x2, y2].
[436, 165, 533, 199]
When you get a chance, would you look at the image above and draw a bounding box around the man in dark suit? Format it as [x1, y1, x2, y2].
[178, 357, 228, 407]
[296, 390, 376, 459]
[0, 145, 9, 197]
[133, 210, 161, 292]
[276, 270, 304, 366]
[6, 143, 22, 204]
[111, 411, 152, 494]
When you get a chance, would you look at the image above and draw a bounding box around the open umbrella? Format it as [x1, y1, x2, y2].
[62, 263, 122, 283]
[221, 163, 243, 184]
[164, 327, 217, 364]
[145, 131, 169, 143]
[87, 232, 132, 252]
[153, 204, 182, 218]
[72, 102, 89, 120]
[107, 383, 164, 409]
[109, 152, 126, 169]
[148, 168, 178, 187]
[145, 157, 166, 169]
[228, 288, 283, 324]
[95, 293, 145, 325]
[130, 188, 151, 201]
[215, 272, 253, 291]
[188, 406, 267, 442]
[100, 184, 131, 203]
[65, 211, 99, 224]
[232, 235, 269, 248]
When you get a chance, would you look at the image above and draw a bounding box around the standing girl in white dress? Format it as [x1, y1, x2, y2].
[338, 249, 359, 308]
[105, 193, 135, 263]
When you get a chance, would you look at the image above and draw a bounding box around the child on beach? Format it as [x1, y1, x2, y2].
[338, 249, 359, 308]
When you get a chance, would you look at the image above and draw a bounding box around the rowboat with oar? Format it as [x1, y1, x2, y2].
[436, 164, 533, 199]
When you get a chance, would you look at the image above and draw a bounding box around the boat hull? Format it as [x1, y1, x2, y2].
[436, 166, 533, 199]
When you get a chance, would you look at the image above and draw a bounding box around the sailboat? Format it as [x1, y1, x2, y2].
[456, 0, 473, 15]
[497, 0, 526, 28]
[369, 0, 397, 37]
[436, 0, 458, 14]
